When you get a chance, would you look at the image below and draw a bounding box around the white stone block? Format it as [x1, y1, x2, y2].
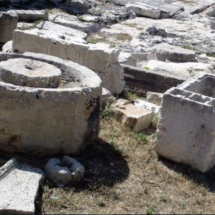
[110, 99, 153, 132]
[155, 73, 215, 172]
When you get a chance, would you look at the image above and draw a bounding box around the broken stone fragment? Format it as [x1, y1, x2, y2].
[110, 99, 153, 132]
[146, 91, 163, 106]
[0, 12, 18, 44]
[125, 1, 161, 19]
[150, 43, 196, 62]
[0, 158, 44, 214]
[45, 156, 85, 186]
[118, 52, 137, 67]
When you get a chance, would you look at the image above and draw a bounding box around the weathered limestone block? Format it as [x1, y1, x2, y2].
[155, 73, 215, 172]
[125, 1, 161, 19]
[0, 52, 102, 155]
[118, 52, 137, 67]
[0, 158, 44, 214]
[7, 9, 48, 22]
[146, 60, 214, 80]
[13, 29, 125, 94]
[0, 58, 61, 88]
[0, 12, 18, 44]
[151, 43, 196, 62]
[110, 99, 153, 132]
[146, 91, 163, 105]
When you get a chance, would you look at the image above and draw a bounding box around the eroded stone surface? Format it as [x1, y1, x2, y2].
[0, 52, 102, 155]
[0, 158, 44, 214]
[0, 58, 61, 88]
[13, 30, 125, 94]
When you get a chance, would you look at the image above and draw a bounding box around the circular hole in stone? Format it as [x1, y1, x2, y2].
[0, 58, 61, 88]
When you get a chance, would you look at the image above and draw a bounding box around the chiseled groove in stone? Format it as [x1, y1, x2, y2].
[0, 158, 16, 181]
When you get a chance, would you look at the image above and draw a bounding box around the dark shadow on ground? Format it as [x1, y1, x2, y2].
[0, 137, 130, 191]
[159, 156, 215, 192]
[67, 137, 130, 191]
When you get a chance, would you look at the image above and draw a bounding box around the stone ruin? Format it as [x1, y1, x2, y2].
[0, 52, 102, 155]
[156, 73, 215, 173]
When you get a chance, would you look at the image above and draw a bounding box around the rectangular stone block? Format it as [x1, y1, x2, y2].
[110, 99, 153, 132]
[155, 73, 215, 172]
[0, 158, 44, 214]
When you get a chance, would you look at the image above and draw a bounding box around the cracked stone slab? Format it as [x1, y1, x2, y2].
[0, 158, 44, 214]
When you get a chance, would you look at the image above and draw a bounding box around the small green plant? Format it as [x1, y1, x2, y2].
[146, 206, 155, 215]
[77, 14, 84, 21]
[183, 43, 195, 50]
[159, 195, 167, 203]
[136, 133, 147, 141]
[47, 9, 53, 14]
[101, 106, 112, 120]
[142, 66, 150, 70]
[97, 200, 105, 207]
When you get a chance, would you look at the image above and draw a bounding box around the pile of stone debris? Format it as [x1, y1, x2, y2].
[1, 0, 215, 213]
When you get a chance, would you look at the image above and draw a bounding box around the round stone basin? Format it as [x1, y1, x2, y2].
[0, 58, 61, 88]
[0, 53, 102, 156]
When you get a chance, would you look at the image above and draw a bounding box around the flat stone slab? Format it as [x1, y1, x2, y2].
[146, 60, 214, 80]
[0, 58, 61, 88]
[49, 13, 101, 33]
[151, 44, 196, 62]
[126, 1, 161, 19]
[112, 0, 183, 16]
[0, 158, 44, 214]
[6, 9, 48, 22]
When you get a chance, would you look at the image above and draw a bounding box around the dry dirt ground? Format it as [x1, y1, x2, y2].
[38, 101, 215, 214]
